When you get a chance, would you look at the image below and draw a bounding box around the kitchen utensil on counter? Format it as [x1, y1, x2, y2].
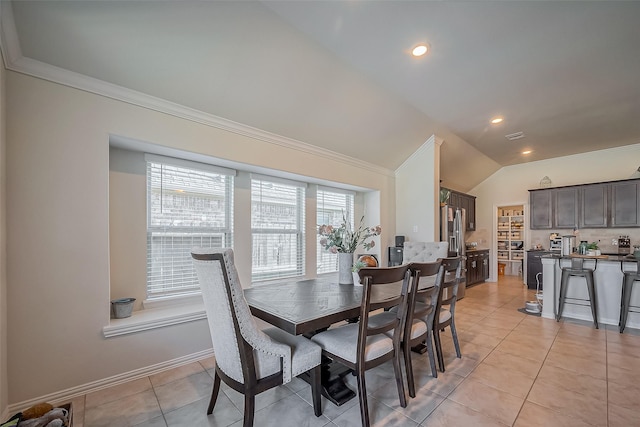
[561, 235, 576, 256]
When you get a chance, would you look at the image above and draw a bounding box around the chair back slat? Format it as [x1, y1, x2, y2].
[406, 260, 443, 338]
[356, 265, 411, 363]
[437, 257, 462, 314]
[407, 261, 443, 315]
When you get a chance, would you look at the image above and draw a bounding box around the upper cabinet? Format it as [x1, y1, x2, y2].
[530, 178, 640, 229]
[610, 180, 640, 227]
[529, 190, 553, 229]
[579, 183, 608, 228]
[554, 187, 579, 229]
[442, 188, 476, 231]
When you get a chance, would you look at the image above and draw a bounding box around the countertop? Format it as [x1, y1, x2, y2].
[465, 248, 489, 252]
[542, 253, 638, 262]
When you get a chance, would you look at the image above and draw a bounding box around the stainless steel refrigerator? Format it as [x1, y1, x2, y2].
[440, 205, 466, 299]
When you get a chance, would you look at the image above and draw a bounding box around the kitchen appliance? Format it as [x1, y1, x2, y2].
[618, 236, 631, 255]
[388, 246, 404, 266]
[549, 233, 562, 251]
[440, 205, 466, 299]
[561, 235, 576, 256]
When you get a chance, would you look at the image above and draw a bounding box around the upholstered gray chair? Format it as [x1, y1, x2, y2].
[402, 241, 449, 264]
[311, 265, 410, 427]
[433, 257, 463, 372]
[191, 248, 322, 427]
[404, 261, 444, 396]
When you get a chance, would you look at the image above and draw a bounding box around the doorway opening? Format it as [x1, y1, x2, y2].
[497, 204, 525, 277]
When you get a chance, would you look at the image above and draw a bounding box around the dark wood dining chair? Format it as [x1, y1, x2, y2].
[403, 260, 444, 397]
[191, 248, 322, 427]
[311, 265, 410, 427]
[433, 256, 463, 373]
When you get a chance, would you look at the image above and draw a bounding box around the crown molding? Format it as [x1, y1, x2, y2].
[0, 3, 393, 178]
[395, 134, 442, 174]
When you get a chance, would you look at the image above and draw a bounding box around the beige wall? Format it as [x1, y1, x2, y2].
[6, 71, 397, 404]
[395, 137, 441, 243]
[1, 53, 8, 417]
[470, 144, 640, 281]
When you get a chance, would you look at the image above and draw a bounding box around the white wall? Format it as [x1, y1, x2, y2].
[470, 143, 640, 281]
[395, 136, 442, 243]
[6, 71, 397, 404]
[0, 52, 8, 418]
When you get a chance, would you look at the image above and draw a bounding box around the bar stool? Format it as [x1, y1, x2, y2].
[556, 258, 598, 328]
[619, 258, 640, 333]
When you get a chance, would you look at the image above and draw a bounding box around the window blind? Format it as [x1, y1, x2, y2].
[317, 188, 355, 274]
[146, 156, 234, 298]
[251, 176, 305, 282]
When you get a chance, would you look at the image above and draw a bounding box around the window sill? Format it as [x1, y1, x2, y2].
[103, 301, 206, 338]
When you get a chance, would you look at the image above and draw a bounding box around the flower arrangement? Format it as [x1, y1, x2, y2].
[318, 214, 381, 254]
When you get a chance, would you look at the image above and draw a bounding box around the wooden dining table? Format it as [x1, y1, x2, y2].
[244, 275, 404, 406]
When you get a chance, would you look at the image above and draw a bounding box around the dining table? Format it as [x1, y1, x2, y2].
[243, 275, 404, 406]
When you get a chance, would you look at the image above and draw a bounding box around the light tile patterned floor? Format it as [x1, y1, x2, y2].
[68, 275, 640, 426]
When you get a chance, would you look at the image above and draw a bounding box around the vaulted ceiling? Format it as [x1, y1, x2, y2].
[2, 1, 640, 192]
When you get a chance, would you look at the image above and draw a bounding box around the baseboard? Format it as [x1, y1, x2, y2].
[6, 348, 214, 414]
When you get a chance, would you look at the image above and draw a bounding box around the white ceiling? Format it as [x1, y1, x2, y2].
[3, 1, 640, 192]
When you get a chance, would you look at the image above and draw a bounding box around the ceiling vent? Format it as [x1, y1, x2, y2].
[505, 131, 525, 141]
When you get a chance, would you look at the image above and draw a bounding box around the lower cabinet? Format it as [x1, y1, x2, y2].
[466, 250, 489, 286]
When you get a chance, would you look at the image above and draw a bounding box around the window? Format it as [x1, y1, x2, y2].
[251, 176, 305, 282]
[146, 154, 234, 298]
[317, 188, 355, 274]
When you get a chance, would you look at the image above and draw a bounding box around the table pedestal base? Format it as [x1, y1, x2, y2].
[411, 342, 428, 354]
[321, 357, 356, 406]
[299, 356, 356, 406]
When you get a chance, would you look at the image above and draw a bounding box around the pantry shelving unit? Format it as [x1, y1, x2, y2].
[497, 205, 525, 276]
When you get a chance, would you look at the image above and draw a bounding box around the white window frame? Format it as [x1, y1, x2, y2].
[317, 187, 355, 274]
[145, 154, 235, 299]
[251, 174, 306, 282]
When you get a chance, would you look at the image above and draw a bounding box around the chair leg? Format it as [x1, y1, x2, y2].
[585, 273, 598, 329]
[450, 320, 461, 359]
[243, 395, 255, 427]
[619, 278, 627, 333]
[556, 270, 569, 322]
[393, 349, 407, 408]
[433, 327, 445, 373]
[404, 340, 416, 398]
[426, 330, 438, 379]
[355, 365, 370, 427]
[310, 364, 322, 417]
[207, 370, 222, 415]
[620, 276, 635, 334]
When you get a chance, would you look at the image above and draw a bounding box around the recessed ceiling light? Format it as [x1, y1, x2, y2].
[412, 44, 429, 57]
[491, 117, 504, 124]
[522, 150, 532, 155]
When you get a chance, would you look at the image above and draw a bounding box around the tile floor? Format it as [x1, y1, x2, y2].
[67, 274, 640, 426]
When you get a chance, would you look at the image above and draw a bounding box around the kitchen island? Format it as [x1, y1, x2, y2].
[541, 254, 640, 329]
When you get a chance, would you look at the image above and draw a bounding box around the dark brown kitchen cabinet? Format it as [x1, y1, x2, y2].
[610, 181, 640, 227]
[579, 183, 608, 228]
[554, 187, 579, 229]
[466, 249, 489, 286]
[530, 178, 640, 230]
[442, 188, 476, 231]
[529, 190, 553, 229]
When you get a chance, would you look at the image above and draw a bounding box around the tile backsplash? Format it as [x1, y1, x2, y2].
[530, 228, 640, 253]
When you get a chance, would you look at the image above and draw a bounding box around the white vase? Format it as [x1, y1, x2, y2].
[338, 252, 354, 284]
[352, 271, 362, 286]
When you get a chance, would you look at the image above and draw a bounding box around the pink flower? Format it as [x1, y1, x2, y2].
[320, 237, 328, 246]
[329, 246, 338, 254]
